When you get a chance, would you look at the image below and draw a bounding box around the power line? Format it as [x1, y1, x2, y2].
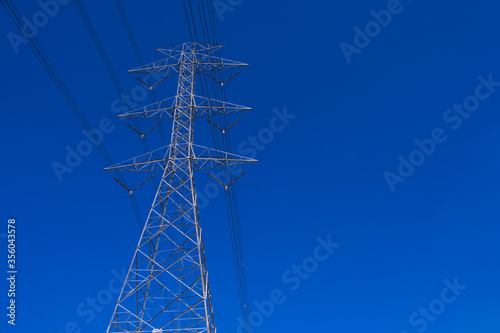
[110, 0, 167, 147]
[0, 0, 144, 227]
[72, 0, 149, 149]
[181, 2, 253, 331]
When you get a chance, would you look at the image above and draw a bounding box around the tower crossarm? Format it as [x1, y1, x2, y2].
[155, 42, 222, 55]
[104, 144, 257, 173]
[129, 55, 247, 75]
[118, 95, 251, 120]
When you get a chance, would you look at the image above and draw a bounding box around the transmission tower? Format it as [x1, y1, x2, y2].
[105, 42, 256, 333]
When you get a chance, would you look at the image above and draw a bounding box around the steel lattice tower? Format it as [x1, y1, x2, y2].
[105, 42, 256, 333]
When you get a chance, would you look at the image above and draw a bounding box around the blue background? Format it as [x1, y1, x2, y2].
[1, 0, 499, 332]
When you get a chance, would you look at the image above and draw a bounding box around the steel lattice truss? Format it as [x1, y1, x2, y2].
[106, 42, 255, 333]
[105, 144, 256, 173]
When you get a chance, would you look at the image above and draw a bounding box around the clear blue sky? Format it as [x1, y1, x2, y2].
[1, 0, 500, 332]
